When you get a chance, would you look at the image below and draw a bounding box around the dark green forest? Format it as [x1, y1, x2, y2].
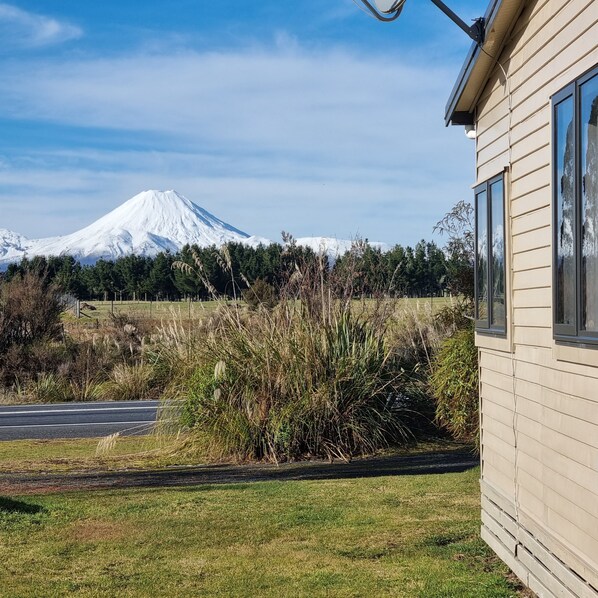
[1, 238, 469, 300]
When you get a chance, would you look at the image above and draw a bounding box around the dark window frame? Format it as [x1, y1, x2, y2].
[552, 63, 598, 345]
[475, 173, 506, 335]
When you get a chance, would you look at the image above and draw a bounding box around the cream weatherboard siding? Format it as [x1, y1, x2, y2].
[473, 0, 598, 596]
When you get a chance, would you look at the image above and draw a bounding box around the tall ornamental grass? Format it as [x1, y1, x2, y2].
[172, 248, 420, 462]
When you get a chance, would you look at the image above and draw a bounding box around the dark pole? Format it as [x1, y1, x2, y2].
[429, 0, 484, 44]
[357, 0, 484, 45]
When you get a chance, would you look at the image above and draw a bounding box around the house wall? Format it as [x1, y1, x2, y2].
[474, 1, 598, 596]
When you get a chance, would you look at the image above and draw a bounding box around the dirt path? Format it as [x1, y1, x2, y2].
[0, 450, 478, 495]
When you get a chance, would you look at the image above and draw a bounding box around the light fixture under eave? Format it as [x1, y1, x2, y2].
[359, 0, 485, 46]
[464, 124, 476, 140]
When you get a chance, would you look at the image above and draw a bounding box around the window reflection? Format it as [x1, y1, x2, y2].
[555, 97, 576, 327]
[490, 179, 505, 329]
[581, 75, 598, 331]
[476, 190, 488, 322]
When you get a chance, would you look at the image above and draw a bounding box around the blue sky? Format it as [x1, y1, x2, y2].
[0, 1, 484, 246]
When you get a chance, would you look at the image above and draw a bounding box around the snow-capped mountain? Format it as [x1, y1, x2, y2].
[0, 190, 253, 267]
[0, 190, 388, 268]
[0, 229, 29, 259]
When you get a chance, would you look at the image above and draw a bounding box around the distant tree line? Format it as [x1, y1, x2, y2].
[0, 238, 467, 301]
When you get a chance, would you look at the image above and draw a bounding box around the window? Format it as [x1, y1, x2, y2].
[553, 64, 598, 342]
[475, 174, 506, 333]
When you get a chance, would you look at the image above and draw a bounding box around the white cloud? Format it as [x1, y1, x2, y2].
[0, 3, 82, 49]
[0, 42, 473, 245]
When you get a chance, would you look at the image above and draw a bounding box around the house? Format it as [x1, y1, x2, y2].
[446, 1, 598, 596]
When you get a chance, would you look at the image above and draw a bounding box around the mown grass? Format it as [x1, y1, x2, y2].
[0, 467, 525, 597]
[0, 435, 201, 474]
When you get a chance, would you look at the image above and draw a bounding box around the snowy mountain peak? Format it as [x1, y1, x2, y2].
[0, 190, 252, 267]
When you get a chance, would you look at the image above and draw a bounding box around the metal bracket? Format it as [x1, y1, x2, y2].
[429, 0, 485, 45]
[358, 0, 485, 46]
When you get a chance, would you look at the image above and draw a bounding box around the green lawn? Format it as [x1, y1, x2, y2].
[0, 466, 524, 597]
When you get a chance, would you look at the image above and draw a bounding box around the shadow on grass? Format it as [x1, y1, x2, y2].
[0, 497, 45, 514]
[3, 450, 479, 494]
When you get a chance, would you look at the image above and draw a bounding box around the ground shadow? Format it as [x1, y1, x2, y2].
[0, 496, 45, 514]
[0, 450, 479, 494]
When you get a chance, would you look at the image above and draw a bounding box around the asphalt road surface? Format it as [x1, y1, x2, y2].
[0, 400, 160, 441]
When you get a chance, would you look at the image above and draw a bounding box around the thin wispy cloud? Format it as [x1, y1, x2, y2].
[0, 0, 476, 245]
[0, 3, 82, 49]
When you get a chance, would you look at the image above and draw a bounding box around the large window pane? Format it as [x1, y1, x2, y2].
[476, 190, 488, 323]
[490, 179, 505, 329]
[555, 97, 576, 327]
[581, 74, 598, 331]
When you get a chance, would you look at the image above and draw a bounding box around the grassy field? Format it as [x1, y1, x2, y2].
[0, 435, 194, 473]
[0, 465, 526, 597]
[64, 296, 455, 323]
[64, 299, 222, 323]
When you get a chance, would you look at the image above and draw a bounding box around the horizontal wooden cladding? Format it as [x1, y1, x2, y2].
[518, 451, 598, 526]
[512, 226, 551, 255]
[477, 0, 598, 114]
[511, 145, 551, 183]
[494, 43, 598, 147]
[481, 409, 516, 446]
[516, 377, 598, 424]
[517, 432, 598, 509]
[477, 133, 509, 169]
[512, 245, 551, 272]
[507, 5, 598, 106]
[510, 125, 549, 164]
[477, 105, 508, 147]
[511, 165, 550, 200]
[513, 306, 551, 327]
[513, 287, 551, 309]
[482, 460, 516, 499]
[482, 380, 516, 410]
[515, 344, 598, 380]
[477, 153, 509, 186]
[482, 443, 516, 482]
[513, 325, 553, 348]
[516, 402, 598, 462]
[480, 349, 514, 376]
[511, 206, 550, 236]
[515, 359, 598, 404]
[512, 267, 551, 291]
[482, 397, 514, 427]
[510, 107, 549, 149]
[511, 186, 550, 218]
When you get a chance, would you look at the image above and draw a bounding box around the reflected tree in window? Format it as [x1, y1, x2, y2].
[582, 78, 598, 331]
[556, 98, 575, 326]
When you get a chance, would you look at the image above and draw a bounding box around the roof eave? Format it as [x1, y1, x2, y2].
[444, 0, 525, 126]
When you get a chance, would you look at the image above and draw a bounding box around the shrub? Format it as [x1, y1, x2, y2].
[429, 327, 479, 443]
[175, 251, 419, 462]
[0, 272, 64, 352]
[242, 279, 278, 310]
[101, 363, 156, 401]
[29, 373, 73, 403]
[0, 273, 65, 385]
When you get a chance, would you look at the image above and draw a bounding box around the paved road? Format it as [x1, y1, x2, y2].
[0, 400, 160, 441]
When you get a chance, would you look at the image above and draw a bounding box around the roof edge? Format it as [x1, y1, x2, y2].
[444, 0, 522, 126]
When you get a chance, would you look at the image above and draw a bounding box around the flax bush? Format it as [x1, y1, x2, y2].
[172, 249, 423, 462]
